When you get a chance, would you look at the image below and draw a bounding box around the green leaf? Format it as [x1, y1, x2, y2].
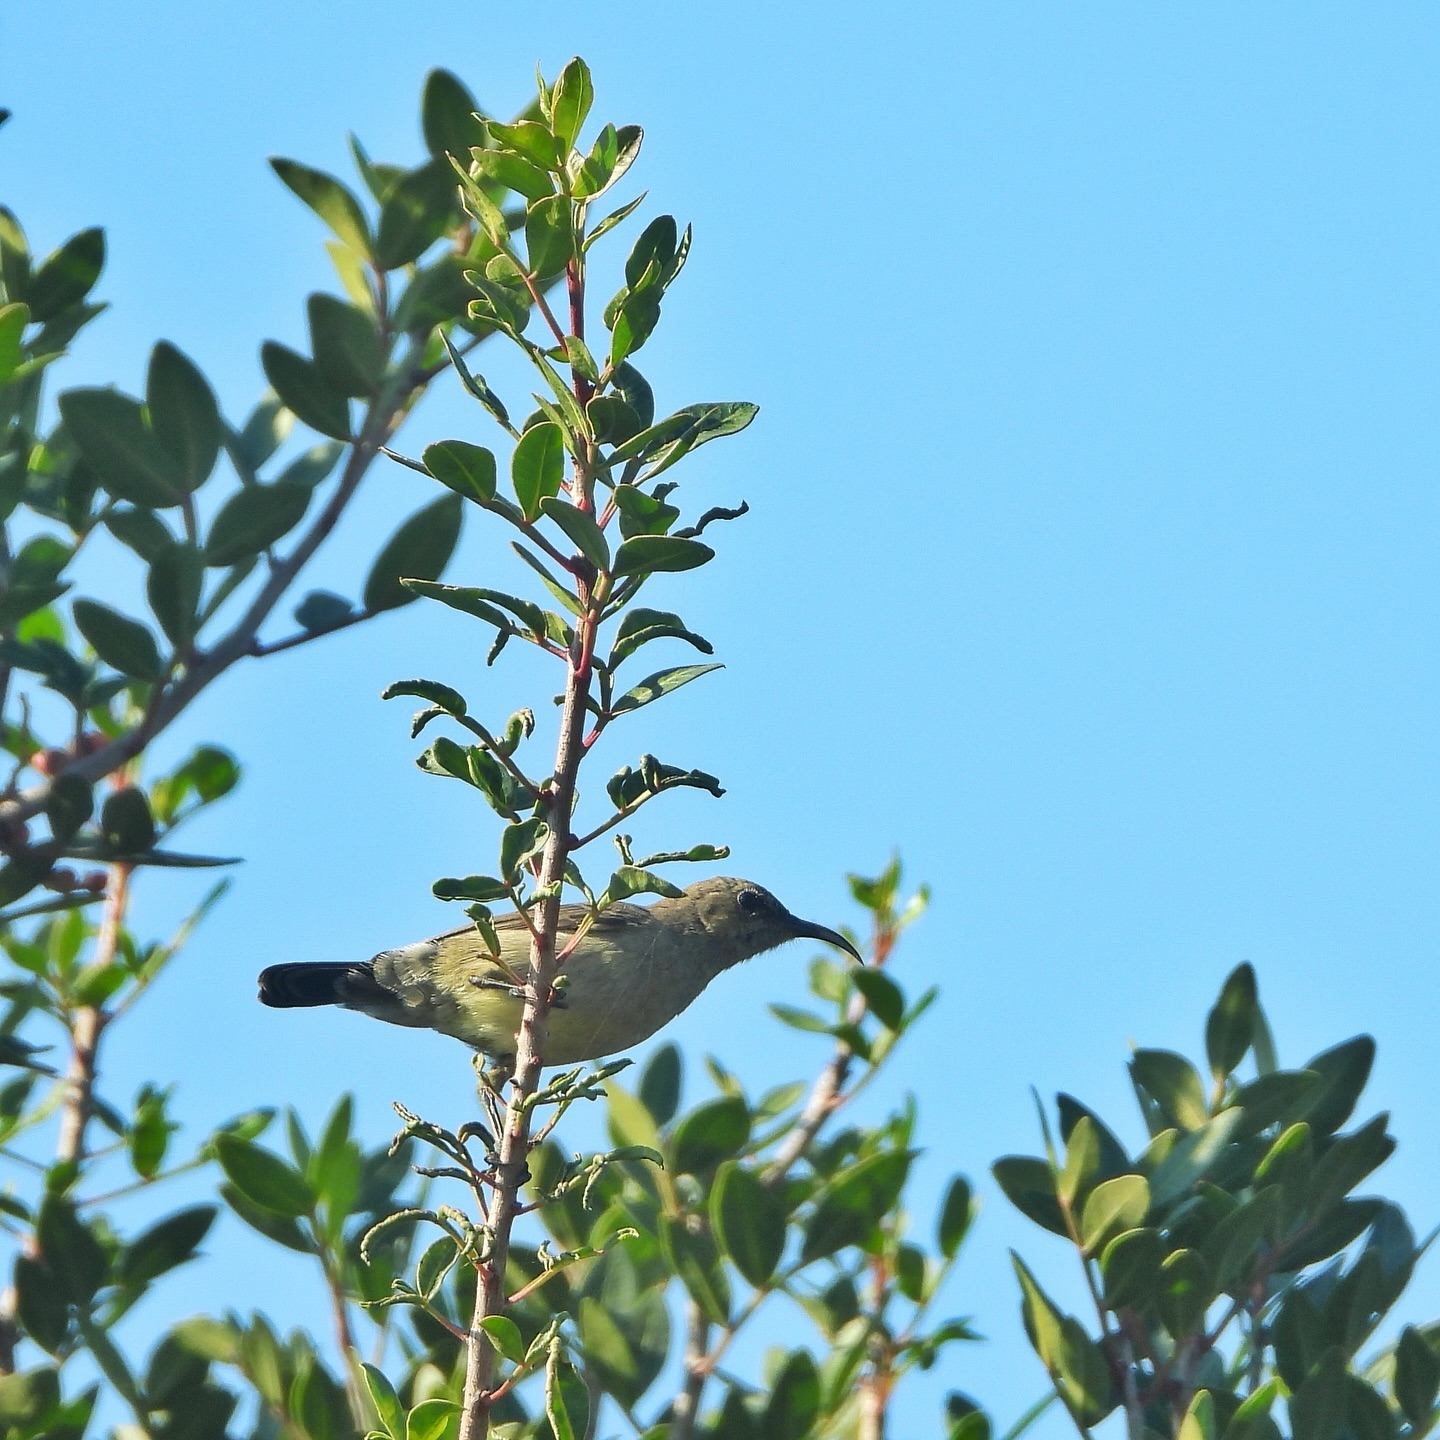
[499, 817, 549, 883]
[308, 293, 385, 397]
[991, 1155, 1067, 1236]
[362, 1363, 404, 1440]
[117, 1204, 215, 1288]
[612, 534, 713, 577]
[610, 663, 722, 717]
[598, 865, 684, 907]
[606, 1078, 664, 1154]
[106, 505, 177, 563]
[469, 147, 555, 202]
[1206, 963, 1258, 1083]
[1130, 1048, 1209, 1131]
[526, 195, 576, 279]
[1157, 1248, 1213, 1337]
[486, 118, 561, 170]
[294, 590, 353, 633]
[1011, 1254, 1111, 1425]
[403, 579, 535, 636]
[1394, 1325, 1440, 1427]
[27, 227, 104, 321]
[581, 127, 644, 206]
[0, 302, 26, 384]
[637, 1045, 682, 1125]
[1079, 1175, 1149, 1254]
[270, 158, 372, 255]
[421, 68, 487, 161]
[46, 773, 94, 846]
[423, 440, 497, 504]
[14, 1258, 68, 1352]
[408, 1398, 459, 1440]
[147, 541, 204, 648]
[711, 1162, 785, 1287]
[375, 159, 456, 270]
[610, 607, 713, 666]
[277, 439, 345, 489]
[1058, 1116, 1101, 1206]
[260, 341, 351, 443]
[1176, 1390, 1216, 1440]
[761, 1351, 820, 1440]
[205, 482, 311, 567]
[101, 786, 157, 852]
[37, 1194, 108, 1302]
[1303, 1035, 1375, 1135]
[363, 494, 464, 612]
[1100, 1226, 1164, 1309]
[670, 1096, 750, 1175]
[213, 1134, 313, 1217]
[1147, 1107, 1243, 1206]
[853, 969, 903, 1028]
[382, 678, 467, 715]
[147, 341, 220, 491]
[659, 1212, 730, 1324]
[58, 387, 177, 507]
[550, 57, 594, 150]
[431, 875, 510, 903]
[511, 420, 566, 521]
[938, 1176, 974, 1259]
[802, 1150, 913, 1262]
[0, 1365, 61, 1422]
[73, 598, 165, 680]
[540, 496, 609, 568]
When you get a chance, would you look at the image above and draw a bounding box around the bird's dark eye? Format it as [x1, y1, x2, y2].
[737, 889, 764, 914]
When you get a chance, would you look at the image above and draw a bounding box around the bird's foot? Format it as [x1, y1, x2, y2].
[469, 976, 528, 1000]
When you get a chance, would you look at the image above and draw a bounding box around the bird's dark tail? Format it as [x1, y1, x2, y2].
[258, 961, 371, 1009]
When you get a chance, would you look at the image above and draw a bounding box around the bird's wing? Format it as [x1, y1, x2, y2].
[427, 902, 653, 979]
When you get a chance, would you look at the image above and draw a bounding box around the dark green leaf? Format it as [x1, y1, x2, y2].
[146, 541, 204, 648]
[213, 1134, 312, 1217]
[363, 494, 464, 611]
[101, 787, 157, 852]
[610, 607, 712, 666]
[499, 817, 549, 883]
[423, 440, 497, 504]
[382, 678, 467, 715]
[260, 341, 352, 442]
[106, 505, 177, 563]
[853, 969, 903, 1028]
[550, 57, 594, 150]
[58, 388, 177, 507]
[276, 439, 344, 489]
[659, 1213, 730, 1324]
[421, 69, 487, 161]
[1079, 1175, 1149, 1254]
[308, 293, 385, 396]
[541, 496, 609, 568]
[760, 1351, 820, 1440]
[802, 1150, 913, 1262]
[711, 1162, 785, 1287]
[375, 159, 456, 270]
[117, 1205, 215, 1288]
[639, 1044, 681, 1124]
[432, 875, 510, 903]
[45, 774, 93, 846]
[670, 1096, 750, 1176]
[1394, 1325, 1440, 1427]
[1100, 1226, 1164, 1309]
[1303, 1036, 1375, 1135]
[270, 158, 371, 255]
[294, 590, 353, 633]
[1206, 963, 1258, 1083]
[27, 227, 104, 321]
[37, 1195, 107, 1303]
[204, 481, 310, 566]
[14, 1257, 69, 1352]
[72, 599, 165, 680]
[1147, 1108, 1243, 1206]
[1130, 1049, 1209, 1131]
[610, 663, 722, 716]
[147, 341, 220, 491]
[938, 1175, 974, 1259]
[612, 534, 713, 577]
[992, 1155, 1067, 1236]
[478, 1315, 525, 1362]
[1157, 1248, 1213, 1337]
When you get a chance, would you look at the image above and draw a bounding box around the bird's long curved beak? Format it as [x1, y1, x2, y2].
[787, 915, 864, 964]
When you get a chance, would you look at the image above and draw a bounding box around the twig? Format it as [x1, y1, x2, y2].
[56, 862, 130, 1164]
[666, 1303, 712, 1440]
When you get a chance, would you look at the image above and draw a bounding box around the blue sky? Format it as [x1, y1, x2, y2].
[7, 3, 1440, 1433]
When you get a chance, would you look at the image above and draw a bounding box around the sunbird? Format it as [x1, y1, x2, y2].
[257, 877, 861, 1065]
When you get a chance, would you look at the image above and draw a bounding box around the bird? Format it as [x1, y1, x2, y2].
[257, 876, 861, 1065]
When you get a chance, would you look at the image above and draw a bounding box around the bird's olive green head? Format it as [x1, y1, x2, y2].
[664, 876, 863, 967]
